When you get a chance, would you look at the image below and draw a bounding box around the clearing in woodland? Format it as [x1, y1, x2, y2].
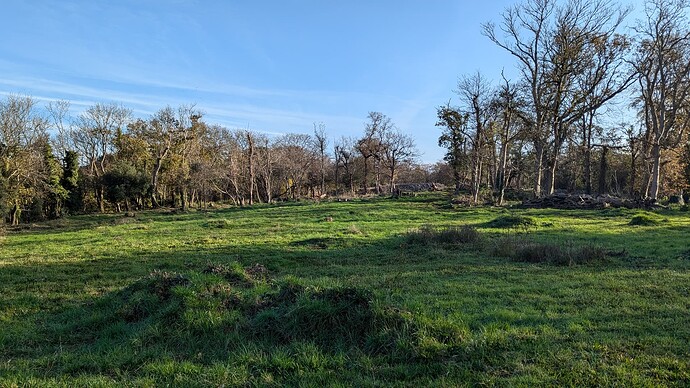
[0, 193, 689, 386]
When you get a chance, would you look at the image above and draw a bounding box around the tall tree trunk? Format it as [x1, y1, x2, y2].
[97, 187, 105, 213]
[453, 167, 461, 195]
[375, 159, 382, 194]
[598, 146, 609, 194]
[362, 157, 369, 194]
[334, 162, 340, 196]
[547, 157, 558, 195]
[583, 119, 593, 194]
[584, 148, 592, 195]
[648, 143, 662, 200]
[151, 157, 164, 207]
[629, 142, 636, 198]
[320, 157, 326, 196]
[10, 202, 21, 225]
[349, 171, 354, 194]
[247, 133, 255, 205]
[533, 144, 544, 197]
[180, 188, 187, 211]
[497, 141, 509, 205]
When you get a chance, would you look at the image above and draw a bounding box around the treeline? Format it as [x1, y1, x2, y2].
[1, 97, 427, 224]
[3, 0, 690, 224]
[436, 0, 690, 204]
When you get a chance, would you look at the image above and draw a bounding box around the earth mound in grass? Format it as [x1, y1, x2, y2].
[63, 264, 466, 361]
[629, 212, 661, 226]
[203, 219, 233, 229]
[485, 214, 537, 229]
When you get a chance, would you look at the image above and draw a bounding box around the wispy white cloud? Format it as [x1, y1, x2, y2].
[0, 75, 367, 136]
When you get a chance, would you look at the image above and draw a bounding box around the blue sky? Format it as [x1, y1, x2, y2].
[1, 1, 559, 162]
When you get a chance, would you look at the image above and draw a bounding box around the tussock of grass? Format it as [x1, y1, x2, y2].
[346, 224, 362, 234]
[204, 219, 233, 229]
[290, 237, 342, 250]
[116, 270, 191, 322]
[203, 262, 268, 286]
[486, 214, 537, 228]
[405, 225, 481, 246]
[492, 236, 607, 265]
[629, 212, 661, 226]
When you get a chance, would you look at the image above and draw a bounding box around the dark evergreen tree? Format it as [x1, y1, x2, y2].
[61, 150, 82, 214]
[42, 142, 67, 219]
[436, 104, 468, 195]
[102, 161, 150, 212]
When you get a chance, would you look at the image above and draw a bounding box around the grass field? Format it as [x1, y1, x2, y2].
[1, 193, 689, 386]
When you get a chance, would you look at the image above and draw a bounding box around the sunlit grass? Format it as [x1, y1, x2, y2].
[1, 193, 689, 385]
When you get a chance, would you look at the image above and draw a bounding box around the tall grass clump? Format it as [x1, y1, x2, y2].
[405, 224, 482, 247]
[492, 236, 607, 266]
[203, 218, 233, 229]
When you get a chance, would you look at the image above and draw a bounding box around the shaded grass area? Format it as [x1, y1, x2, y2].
[484, 214, 538, 229]
[1, 194, 690, 385]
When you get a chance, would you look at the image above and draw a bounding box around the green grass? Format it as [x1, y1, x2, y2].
[484, 214, 538, 229]
[1, 193, 689, 386]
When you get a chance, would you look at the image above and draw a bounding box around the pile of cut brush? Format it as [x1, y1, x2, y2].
[521, 193, 660, 210]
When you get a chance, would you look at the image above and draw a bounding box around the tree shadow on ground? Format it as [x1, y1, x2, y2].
[1, 215, 689, 384]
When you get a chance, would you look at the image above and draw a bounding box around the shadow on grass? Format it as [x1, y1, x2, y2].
[0, 248, 522, 385]
[2, 203, 690, 384]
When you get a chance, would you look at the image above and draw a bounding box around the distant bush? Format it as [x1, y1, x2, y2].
[406, 224, 482, 246]
[492, 236, 607, 266]
[486, 215, 537, 229]
[629, 212, 661, 226]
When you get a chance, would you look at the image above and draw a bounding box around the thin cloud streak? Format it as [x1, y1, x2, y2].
[0, 76, 366, 136]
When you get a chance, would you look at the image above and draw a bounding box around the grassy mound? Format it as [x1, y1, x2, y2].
[203, 218, 233, 228]
[44, 263, 466, 373]
[485, 214, 537, 229]
[629, 212, 661, 226]
[289, 237, 343, 250]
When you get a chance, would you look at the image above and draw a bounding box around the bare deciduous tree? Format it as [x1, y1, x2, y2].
[382, 130, 417, 193]
[313, 122, 329, 196]
[633, 0, 690, 200]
